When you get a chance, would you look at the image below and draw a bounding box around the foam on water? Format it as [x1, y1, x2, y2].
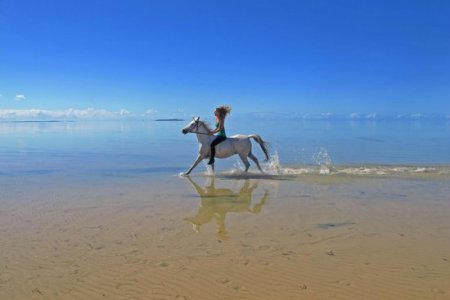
[256, 150, 450, 178]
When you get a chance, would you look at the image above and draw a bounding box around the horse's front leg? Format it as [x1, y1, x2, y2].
[185, 154, 205, 175]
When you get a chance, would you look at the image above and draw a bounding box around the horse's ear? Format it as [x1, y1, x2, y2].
[195, 117, 200, 122]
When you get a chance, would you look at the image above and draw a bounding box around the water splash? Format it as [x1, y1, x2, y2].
[262, 151, 316, 175]
[207, 149, 448, 179]
[232, 160, 244, 172]
[264, 151, 282, 174]
[313, 147, 333, 174]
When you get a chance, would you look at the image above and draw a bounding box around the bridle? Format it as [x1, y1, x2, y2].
[187, 121, 211, 136]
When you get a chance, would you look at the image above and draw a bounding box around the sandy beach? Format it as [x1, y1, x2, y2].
[1, 172, 449, 300]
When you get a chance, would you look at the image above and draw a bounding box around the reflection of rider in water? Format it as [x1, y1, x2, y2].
[184, 176, 268, 241]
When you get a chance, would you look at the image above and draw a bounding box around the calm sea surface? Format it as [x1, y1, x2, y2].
[1, 118, 450, 178]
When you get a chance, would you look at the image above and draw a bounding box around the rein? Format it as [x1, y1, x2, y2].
[189, 121, 212, 136]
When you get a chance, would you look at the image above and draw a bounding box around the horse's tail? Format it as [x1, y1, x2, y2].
[248, 134, 270, 161]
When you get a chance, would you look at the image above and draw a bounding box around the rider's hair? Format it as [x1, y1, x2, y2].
[216, 105, 232, 118]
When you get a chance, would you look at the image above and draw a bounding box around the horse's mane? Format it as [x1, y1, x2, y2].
[199, 120, 213, 132]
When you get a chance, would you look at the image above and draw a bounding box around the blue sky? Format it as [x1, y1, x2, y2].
[0, 0, 449, 118]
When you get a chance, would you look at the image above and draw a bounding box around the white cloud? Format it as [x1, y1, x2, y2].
[409, 113, 423, 119]
[0, 108, 133, 120]
[144, 109, 157, 115]
[321, 112, 333, 118]
[15, 94, 26, 101]
[119, 109, 130, 116]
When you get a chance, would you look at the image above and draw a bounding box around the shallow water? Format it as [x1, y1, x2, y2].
[1, 119, 449, 179]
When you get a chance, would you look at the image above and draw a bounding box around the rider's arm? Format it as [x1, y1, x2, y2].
[209, 118, 224, 135]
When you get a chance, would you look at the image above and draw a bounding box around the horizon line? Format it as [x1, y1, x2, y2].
[1, 108, 449, 121]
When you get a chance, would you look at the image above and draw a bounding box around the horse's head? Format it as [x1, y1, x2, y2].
[182, 117, 200, 134]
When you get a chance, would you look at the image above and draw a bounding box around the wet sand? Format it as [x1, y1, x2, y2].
[0, 173, 449, 299]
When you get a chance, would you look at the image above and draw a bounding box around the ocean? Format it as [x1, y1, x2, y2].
[1, 117, 449, 179]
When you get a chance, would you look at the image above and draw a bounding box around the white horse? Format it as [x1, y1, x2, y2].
[181, 117, 269, 175]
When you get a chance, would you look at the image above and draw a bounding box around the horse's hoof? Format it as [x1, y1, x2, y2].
[179, 172, 188, 177]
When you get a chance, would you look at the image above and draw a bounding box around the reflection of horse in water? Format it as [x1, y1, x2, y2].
[184, 176, 268, 241]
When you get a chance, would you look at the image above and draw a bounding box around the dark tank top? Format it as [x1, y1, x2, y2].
[215, 122, 226, 137]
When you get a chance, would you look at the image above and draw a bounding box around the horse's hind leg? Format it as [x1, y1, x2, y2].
[239, 154, 251, 172]
[248, 152, 264, 173]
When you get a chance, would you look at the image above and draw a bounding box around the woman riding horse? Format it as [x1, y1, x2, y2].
[208, 105, 232, 165]
[181, 112, 268, 175]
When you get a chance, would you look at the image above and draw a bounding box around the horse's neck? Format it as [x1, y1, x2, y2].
[195, 123, 213, 145]
[196, 133, 212, 145]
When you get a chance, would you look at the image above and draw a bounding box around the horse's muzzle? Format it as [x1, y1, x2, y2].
[182, 129, 188, 134]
